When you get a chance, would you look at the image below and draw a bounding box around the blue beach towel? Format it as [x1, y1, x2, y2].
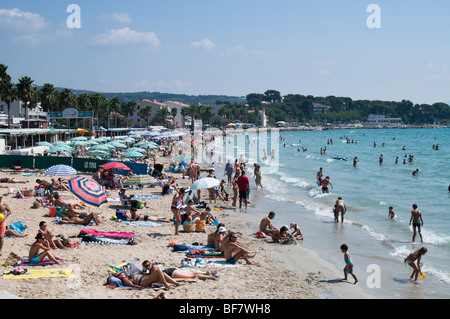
[8, 221, 26, 234]
[131, 195, 158, 199]
[123, 221, 165, 227]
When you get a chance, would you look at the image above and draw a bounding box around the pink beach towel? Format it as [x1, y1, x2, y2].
[79, 228, 135, 239]
[15, 258, 65, 267]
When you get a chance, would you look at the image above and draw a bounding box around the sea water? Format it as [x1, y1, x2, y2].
[216, 128, 450, 299]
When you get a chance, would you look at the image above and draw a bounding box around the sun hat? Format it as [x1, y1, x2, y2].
[218, 226, 226, 233]
[290, 222, 296, 229]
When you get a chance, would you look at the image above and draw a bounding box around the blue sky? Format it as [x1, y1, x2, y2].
[1, 0, 450, 104]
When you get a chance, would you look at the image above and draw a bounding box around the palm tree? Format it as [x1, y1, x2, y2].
[0, 64, 12, 103]
[2, 81, 17, 129]
[40, 83, 59, 113]
[123, 100, 137, 127]
[88, 92, 107, 127]
[139, 105, 152, 127]
[108, 96, 122, 128]
[59, 88, 76, 109]
[170, 107, 178, 127]
[16, 76, 34, 124]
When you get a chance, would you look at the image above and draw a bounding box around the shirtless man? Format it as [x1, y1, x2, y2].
[51, 193, 85, 210]
[224, 233, 255, 265]
[409, 204, 423, 243]
[334, 197, 347, 223]
[181, 199, 202, 222]
[36, 179, 54, 195]
[38, 221, 65, 249]
[128, 207, 169, 223]
[321, 176, 332, 193]
[61, 204, 101, 225]
[188, 161, 200, 183]
[171, 187, 185, 235]
[259, 211, 277, 235]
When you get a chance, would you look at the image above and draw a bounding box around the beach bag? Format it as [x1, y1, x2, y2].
[195, 219, 206, 232]
[207, 233, 215, 246]
[2, 252, 22, 267]
[183, 223, 195, 233]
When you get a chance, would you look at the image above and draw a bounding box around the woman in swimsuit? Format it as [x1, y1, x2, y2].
[28, 233, 62, 265]
[128, 207, 169, 223]
[406, 247, 427, 281]
[334, 197, 347, 223]
[254, 164, 263, 190]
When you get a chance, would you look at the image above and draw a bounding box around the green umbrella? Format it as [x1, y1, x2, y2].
[89, 144, 110, 151]
[69, 141, 88, 147]
[108, 142, 128, 149]
[121, 151, 145, 158]
[86, 150, 109, 156]
[136, 142, 158, 149]
[36, 142, 53, 147]
[45, 146, 73, 153]
[70, 136, 88, 141]
[126, 147, 147, 153]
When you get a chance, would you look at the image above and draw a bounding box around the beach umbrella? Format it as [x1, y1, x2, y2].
[45, 146, 73, 154]
[89, 144, 110, 151]
[100, 162, 131, 171]
[36, 141, 53, 147]
[126, 147, 147, 153]
[45, 164, 77, 176]
[136, 143, 158, 149]
[108, 141, 128, 149]
[69, 140, 88, 147]
[188, 177, 220, 191]
[85, 140, 99, 145]
[121, 151, 145, 158]
[70, 136, 88, 141]
[86, 150, 109, 157]
[68, 176, 108, 208]
[173, 155, 193, 162]
[125, 175, 157, 185]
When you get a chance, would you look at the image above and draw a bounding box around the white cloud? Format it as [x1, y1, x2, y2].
[102, 12, 132, 25]
[91, 27, 160, 48]
[0, 8, 49, 33]
[191, 38, 215, 50]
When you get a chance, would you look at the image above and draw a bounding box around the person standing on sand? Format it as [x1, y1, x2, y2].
[340, 244, 358, 284]
[237, 170, 250, 210]
[171, 187, 185, 235]
[409, 203, 423, 243]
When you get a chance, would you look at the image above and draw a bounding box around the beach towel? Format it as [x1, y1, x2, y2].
[13, 257, 65, 267]
[80, 237, 132, 245]
[131, 195, 158, 199]
[8, 221, 26, 235]
[197, 260, 243, 268]
[78, 228, 135, 239]
[123, 221, 165, 227]
[105, 276, 165, 290]
[172, 244, 216, 252]
[186, 253, 225, 258]
[107, 197, 121, 202]
[3, 268, 73, 279]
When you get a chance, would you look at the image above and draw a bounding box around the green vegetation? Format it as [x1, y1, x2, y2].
[1, 63, 449, 130]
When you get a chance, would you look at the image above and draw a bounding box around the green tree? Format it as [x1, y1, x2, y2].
[123, 100, 137, 127]
[2, 80, 17, 129]
[40, 83, 59, 113]
[16, 76, 35, 125]
[139, 105, 152, 127]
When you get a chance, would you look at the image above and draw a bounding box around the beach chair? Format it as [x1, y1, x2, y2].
[118, 192, 131, 207]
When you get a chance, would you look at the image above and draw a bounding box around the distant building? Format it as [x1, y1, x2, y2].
[0, 100, 47, 127]
[164, 100, 190, 128]
[130, 99, 168, 126]
[363, 114, 404, 128]
[313, 103, 332, 114]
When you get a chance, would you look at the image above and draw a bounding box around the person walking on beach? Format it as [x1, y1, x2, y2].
[237, 170, 250, 210]
[340, 244, 358, 284]
[405, 247, 427, 281]
[171, 187, 185, 235]
[334, 197, 347, 223]
[409, 204, 423, 243]
[224, 161, 234, 187]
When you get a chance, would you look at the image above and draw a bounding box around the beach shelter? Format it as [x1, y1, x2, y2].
[125, 147, 147, 153]
[188, 177, 220, 191]
[86, 150, 109, 157]
[108, 141, 128, 149]
[89, 144, 110, 151]
[100, 162, 131, 171]
[69, 140, 88, 147]
[45, 164, 77, 176]
[68, 176, 108, 208]
[70, 136, 88, 141]
[45, 146, 73, 154]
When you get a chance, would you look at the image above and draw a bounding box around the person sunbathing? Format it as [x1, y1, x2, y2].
[128, 207, 169, 223]
[50, 178, 70, 191]
[60, 205, 101, 225]
[144, 262, 216, 281]
[38, 221, 65, 249]
[0, 177, 29, 184]
[114, 261, 180, 290]
[28, 233, 62, 265]
[50, 193, 85, 210]
[224, 232, 256, 265]
[5, 225, 28, 238]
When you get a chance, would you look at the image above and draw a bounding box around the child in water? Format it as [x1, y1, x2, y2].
[340, 244, 358, 284]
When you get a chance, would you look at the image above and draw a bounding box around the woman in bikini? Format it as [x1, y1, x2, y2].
[171, 187, 185, 235]
[128, 207, 169, 223]
[28, 233, 62, 265]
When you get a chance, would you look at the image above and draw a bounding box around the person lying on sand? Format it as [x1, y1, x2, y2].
[0, 177, 29, 184]
[128, 207, 169, 223]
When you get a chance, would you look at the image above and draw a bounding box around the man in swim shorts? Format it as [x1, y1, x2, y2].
[259, 211, 277, 235]
[409, 204, 423, 243]
[321, 176, 332, 193]
[224, 233, 255, 265]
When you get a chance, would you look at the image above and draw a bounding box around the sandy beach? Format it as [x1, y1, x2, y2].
[0, 154, 374, 300]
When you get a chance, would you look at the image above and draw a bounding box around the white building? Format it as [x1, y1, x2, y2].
[130, 99, 168, 127]
[363, 114, 404, 128]
[313, 103, 332, 114]
[164, 100, 190, 128]
[0, 100, 47, 128]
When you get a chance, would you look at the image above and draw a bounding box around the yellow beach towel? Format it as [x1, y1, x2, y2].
[3, 268, 73, 279]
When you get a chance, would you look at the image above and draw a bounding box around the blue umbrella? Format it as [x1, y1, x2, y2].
[45, 164, 77, 176]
